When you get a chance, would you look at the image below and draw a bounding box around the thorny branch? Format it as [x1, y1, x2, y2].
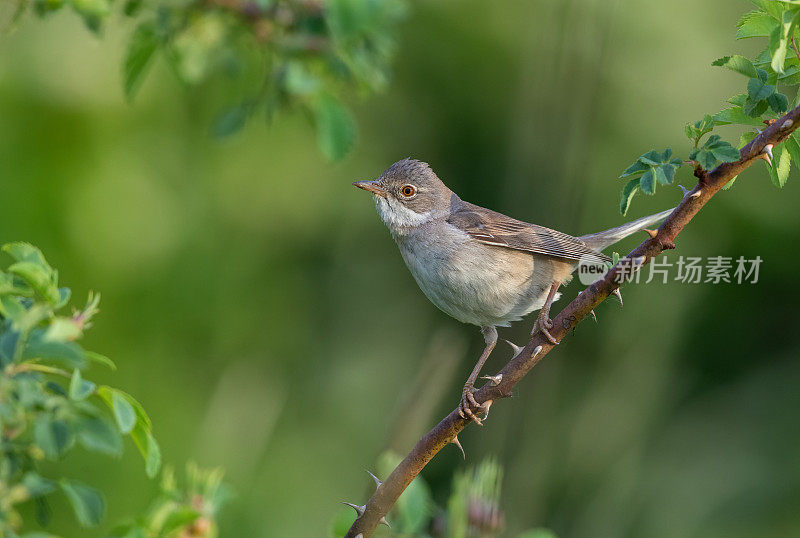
[343, 104, 800, 537]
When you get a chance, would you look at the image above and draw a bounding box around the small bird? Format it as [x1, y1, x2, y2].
[354, 159, 672, 424]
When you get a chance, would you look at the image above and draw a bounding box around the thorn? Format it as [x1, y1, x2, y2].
[480, 373, 503, 386]
[589, 309, 597, 323]
[612, 288, 623, 307]
[532, 345, 543, 359]
[365, 470, 382, 489]
[450, 435, 465, 459]
[482, 399, 493, 420]
[356, 535, 363, 538]
[644, 228, 658, 238]
[761, 144, 774, 168]
[679, 184, 690, 197]
[690, 189, 702, 199]
[342, 502, 365, 516]
[504, 339, 524, 358]
[379, 516, 391, 528]
[782, 119, 794, 130]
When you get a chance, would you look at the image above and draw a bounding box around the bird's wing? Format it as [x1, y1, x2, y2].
[447, 202, 610, 263]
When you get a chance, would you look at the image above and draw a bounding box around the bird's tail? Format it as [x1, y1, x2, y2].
[579, 208, 675, 251]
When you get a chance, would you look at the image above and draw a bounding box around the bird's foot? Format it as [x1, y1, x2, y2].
[532, 310, 558, 345]
[458, 384, 486, 426]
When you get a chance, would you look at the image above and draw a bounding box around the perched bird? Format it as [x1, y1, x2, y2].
[354, 159, 672, 424]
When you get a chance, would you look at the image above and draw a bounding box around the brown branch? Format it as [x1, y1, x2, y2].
[344, 106, 800, 537]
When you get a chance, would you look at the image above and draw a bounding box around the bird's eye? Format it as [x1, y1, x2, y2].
[400, 185, 416, 197]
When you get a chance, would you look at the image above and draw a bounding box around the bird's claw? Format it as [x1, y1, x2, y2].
[532, 312, 558, 345]
[458, 384, 485, 425]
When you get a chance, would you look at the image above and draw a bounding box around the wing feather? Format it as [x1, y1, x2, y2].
[447, 202, 610, 263]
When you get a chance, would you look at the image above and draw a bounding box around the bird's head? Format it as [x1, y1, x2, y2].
[353, 159, 456, 230]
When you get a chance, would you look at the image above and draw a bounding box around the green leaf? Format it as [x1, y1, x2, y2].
[691, 136, 743, 171]
[312, 94, 357, 161]
[3, 242, 50, 267]
[653, 165, 667, 186]
[0, 295, 27, 324]
[60, 479, 105, 527]
[709, 143, 742, 163]
[695, 114, 716, 134]
[84, 350, 116, 370]
[69, 369, 96, 400]
[638, 149, 662, 166]
[22, 472, 57, 498]
[744, 97, 770, 117]
[767, 91, 789, 113]
[770, 144, 792, 187]
[639, 168, 656, 194]
[694, 149, 718, 170]
[34, 416, 75, 460]
[22, 341, 87, 369]
[98, 385, 159, 475]
[714, 106, 770, 126]
[784, 132, 800, 167]
[771, 8, 800, 73]
[658, 163, 676, 185]
[747, 77, 775, 102]
[728, 93, 748, 106]
[618, 159, 647, 178]
[100, 387, 152, 429]
[760, 0, 789, 19]
[77, 415, 124, 457]
[712, 55, 758, 78]
[7, 261, 59, 305]
[130, 425, 161, 477]
[739, 130, 758, 149]
[97, 387, 137, 434]
[737, 11, 779, 39]
[124, 22, 159, 99]
[619, 177, 640, 215]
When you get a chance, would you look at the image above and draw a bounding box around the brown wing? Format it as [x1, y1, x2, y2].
[447, 202, 610, 263]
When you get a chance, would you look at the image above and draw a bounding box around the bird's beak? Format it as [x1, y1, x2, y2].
[353, 180, 387, 198]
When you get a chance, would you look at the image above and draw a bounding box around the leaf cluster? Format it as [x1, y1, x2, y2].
[0, 243, 159, 535]
[15, 0, 407, 161]
[109, 462, 231, 538]
[617, 0, 800, 214]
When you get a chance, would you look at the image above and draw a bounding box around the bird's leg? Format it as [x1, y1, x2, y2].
[532, 281, 561, 345]
[458, 326, 498, 426]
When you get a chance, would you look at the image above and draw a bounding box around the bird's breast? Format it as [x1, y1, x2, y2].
[392, 222, 568, 326]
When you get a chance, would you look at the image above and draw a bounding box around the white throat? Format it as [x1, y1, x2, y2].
[374, 196, 432, 231]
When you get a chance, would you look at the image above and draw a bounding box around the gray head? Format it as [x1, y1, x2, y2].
[353, 159, 456, 230]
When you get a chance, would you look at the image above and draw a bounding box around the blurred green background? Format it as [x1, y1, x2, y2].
[2, 0, 800, 536]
